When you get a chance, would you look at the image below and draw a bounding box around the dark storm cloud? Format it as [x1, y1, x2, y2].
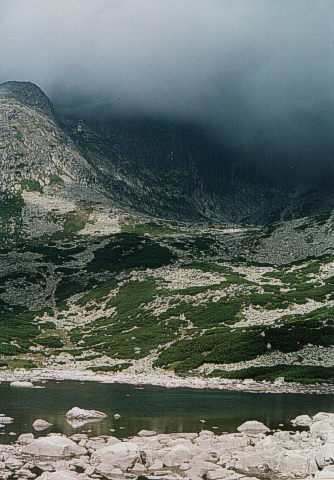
[0, 0, 333, 169]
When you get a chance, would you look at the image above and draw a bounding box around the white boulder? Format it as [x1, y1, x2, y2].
[315, 470, 334, 479]
[65, 407, 107, 420]
[277, 452, 318, 476]
[10, 381, 34, 388]
[162, 445, 192, 466]
[32, 419, 53, 431]
[237, 420, 269, 434]
[36, 471, 81, 479]
[291, 414, 312, 426]
[0, 416, 14, 424]
[310, 419, 334, 440]
[22, 435, 86, 457]
[18, 433, 35, 444]
[92, 441, 140, 470]
[137, 429, 157, 437]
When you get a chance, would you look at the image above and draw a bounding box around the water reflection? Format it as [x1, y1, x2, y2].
[66, 417, 104, 429]
[0, 380, 333, 443]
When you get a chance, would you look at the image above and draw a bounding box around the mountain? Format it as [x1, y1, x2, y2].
[0, 80, 334, 383]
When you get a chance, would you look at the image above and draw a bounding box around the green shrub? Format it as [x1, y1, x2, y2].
[89, 363, 131, 372]
[87, 233, 175, 273]
[49, 174, 64, 186]
[36, 336, 64, 348]
[7, 359, 37, 370]
[209, 365, 334, 384]
[21, 179, 43, 193]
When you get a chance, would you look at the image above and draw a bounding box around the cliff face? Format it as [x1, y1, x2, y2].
[0, 81, 121, 243]
[60, 113, 334, 225]
[1, 80, 333, 235]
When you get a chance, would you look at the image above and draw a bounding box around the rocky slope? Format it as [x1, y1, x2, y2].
[0, 80, 334, 384]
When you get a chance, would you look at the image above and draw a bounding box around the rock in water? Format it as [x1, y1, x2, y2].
[291, 414, 312, 426]
[137, 429, 157, 437]
[65, 407, 107, 420]
[237, 420, 269, 433]
[0, 416, 14, 424]
[32, 419, 53, 431]
[22, 435, 86, 457]
[10, 381, 34, 388]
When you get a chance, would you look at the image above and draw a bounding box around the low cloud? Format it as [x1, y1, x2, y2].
[0, 0, 333, 175]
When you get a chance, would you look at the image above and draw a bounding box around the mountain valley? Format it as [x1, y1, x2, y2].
[0, 81, 334, 384]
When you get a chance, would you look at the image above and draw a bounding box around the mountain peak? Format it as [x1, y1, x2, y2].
[0, 81, 55, 120]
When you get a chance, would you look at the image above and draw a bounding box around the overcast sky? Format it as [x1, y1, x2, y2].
[0, 0, 333, 173]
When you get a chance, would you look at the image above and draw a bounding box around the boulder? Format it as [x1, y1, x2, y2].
[137, 429, 157, 437]
[313, 412, 334, 423]
[315, 471, 334, 479]
[10, 381, 34, 388]
[291, 414, 312, 426]
[36, 472, 82, 479]
[162, 445, 192, 466]
[237, 421, 269, 434]
[105, 436, 122, 447]
[94, 464, 124, 478]
[206, 469, 231, 479]
[4, 457, 25, 471]
[32, 419, 53, 431]
[310, 419, 334, 440]
[322, 442, 334, 462]
[185, 459, 221, 478]
[0, 417, 14, 424]
[18, 433, 35, 444]
[277, 452, 318, 476]
[65, 407, 107, 420]
[22, 435, 86, 457]
[92, 441, 140, 470]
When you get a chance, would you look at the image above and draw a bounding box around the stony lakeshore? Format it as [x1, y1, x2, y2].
[0, 368, 334, 395]
[1, 409, 334, 479]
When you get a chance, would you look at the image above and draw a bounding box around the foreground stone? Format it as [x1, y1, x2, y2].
[2, 412, 334, 479]
[22, 435, 86, 457]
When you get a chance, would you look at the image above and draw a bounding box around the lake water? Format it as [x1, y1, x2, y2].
[0, 380, 333, 442]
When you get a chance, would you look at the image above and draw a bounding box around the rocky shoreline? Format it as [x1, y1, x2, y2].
[0, 368, 333, 395]
[0, 411, 334, 479]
